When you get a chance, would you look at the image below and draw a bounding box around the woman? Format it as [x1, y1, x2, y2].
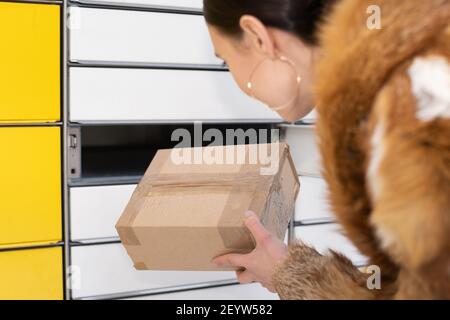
[206, 0, 450, 299]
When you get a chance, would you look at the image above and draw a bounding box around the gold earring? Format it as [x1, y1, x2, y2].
[247, 55, 301, 111]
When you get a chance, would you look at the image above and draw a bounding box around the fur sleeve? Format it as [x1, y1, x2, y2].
[366, 53, 450, 299]
[272, 241, 375, 300]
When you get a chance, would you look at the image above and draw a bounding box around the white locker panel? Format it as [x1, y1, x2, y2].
[125, 284, 279, 300]
[284, 125, 321, 177]
[69, 68, 281, 122]
[295, 176, 334, 223]
[69, 7, 218, 65]
[70, 185, 136, 241]
[70, 243, 236, 298]
[72, 0, 203, 9]
[301, 109, 317, 124]
[295, 224, 367, 266]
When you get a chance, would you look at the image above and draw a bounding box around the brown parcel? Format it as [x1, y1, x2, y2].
[116, 143, 300, 271]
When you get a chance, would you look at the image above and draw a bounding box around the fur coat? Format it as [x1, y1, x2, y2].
[272, 0, 450, 299]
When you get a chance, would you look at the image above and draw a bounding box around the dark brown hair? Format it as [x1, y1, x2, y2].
[203, 0, 337, 45]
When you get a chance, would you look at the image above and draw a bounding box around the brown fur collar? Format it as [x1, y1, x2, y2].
[314, 0, 450, 283]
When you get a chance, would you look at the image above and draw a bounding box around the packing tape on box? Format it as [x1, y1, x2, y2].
[119, 173, 273, 247]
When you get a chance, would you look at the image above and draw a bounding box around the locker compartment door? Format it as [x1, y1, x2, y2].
[124, 283, 279, 300]
[69, 7, 217, 65]
[69, 68, 280, 122]
[0, 2, 60, 122]
[0, 127, 62, 247]
[0, 247, 63, 300]
[71, 0, 203, 10]
[71, 243, 236, 299]
[284, 125, 321, 177]
[295, 176, 335, 223]
[70, 185, 136, 241]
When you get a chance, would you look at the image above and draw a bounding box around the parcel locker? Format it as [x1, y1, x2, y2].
[0, 0, 368, 300]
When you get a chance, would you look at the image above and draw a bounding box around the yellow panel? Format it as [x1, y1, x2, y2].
[0, 2, 60, 122]
[0, 247, 63, 300]
[0, 127, 62, 246]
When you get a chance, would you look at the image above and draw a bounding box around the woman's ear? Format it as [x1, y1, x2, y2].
[239, 15, 276, 59]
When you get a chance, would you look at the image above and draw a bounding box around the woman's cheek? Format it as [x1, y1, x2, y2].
[227, 64, 252, 96]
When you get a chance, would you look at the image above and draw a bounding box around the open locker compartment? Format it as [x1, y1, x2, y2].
[68, 123, 278, 186]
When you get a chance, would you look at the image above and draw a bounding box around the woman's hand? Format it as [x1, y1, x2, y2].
[212, 211, 289, 293]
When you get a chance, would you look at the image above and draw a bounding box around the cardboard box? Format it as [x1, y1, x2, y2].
[116, 143, 300, 271]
